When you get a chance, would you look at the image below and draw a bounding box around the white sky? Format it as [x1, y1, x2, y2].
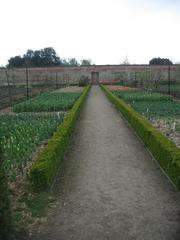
[0, 0, 180, 65]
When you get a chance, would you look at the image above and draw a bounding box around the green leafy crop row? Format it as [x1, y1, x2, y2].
[131, 101, 180, 118]
[112, 89, 180, 118]
[112, 90, 172, 102]
[0, 114, 64, 178]
[13, 92, 81, 112]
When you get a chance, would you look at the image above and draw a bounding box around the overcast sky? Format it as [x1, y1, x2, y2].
[0, 0, 180, 65]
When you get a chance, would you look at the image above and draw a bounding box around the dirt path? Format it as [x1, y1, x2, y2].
[31, 86, 180, 240]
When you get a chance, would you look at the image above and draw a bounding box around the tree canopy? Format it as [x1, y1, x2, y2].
[149, 57, 173, 65]
[7, 48, 92, 68]
[80, 59, 92, 66]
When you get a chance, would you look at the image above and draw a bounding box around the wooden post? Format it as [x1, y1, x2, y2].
[5, 68, 12, 105]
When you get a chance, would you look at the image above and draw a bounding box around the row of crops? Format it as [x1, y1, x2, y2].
[111, 87, 180, 147]
[0, 91, 81, 178]
[112, 89, 180, 118]
[13, 92, 81, 112]
[0, 114, 64, 179]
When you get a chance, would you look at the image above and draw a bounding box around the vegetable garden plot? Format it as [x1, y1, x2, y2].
[112, 90, 172, 102]
[13, 92, 81, 112]
[0, 113, 64, 177]
[130, 101, 180, 118]
[111, 88, 180, 147]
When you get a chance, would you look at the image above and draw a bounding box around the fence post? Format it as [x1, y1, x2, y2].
[55, 73, 58, 89]
[26, 67, 29, 99]
[5, 68, 12, 105]
[168, 64, 171, 95]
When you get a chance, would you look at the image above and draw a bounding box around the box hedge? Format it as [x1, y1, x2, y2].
[101, 85, 180, 189]
[29, 85, 91, 191]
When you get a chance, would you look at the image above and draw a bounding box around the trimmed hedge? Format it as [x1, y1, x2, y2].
[29, 85, 91, 191]
[101, 85, 180, 189]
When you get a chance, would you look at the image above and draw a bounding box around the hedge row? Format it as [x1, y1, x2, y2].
[29, 85, 91, 191]
[101, 85, 180, 189]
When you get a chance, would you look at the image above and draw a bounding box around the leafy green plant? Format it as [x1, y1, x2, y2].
[112, 90, 172, 102]
[13, 92, 81, 112]
[130, 101, 180, 118]
[0, 152, 12, 239]
[0, 114, 64, 177]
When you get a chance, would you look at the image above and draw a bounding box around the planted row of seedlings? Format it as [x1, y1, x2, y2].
[110, 87, 180, 148]
[1, 92, 82, 178]
[0, 89, 83, 233]
[13, 92, 81, 112]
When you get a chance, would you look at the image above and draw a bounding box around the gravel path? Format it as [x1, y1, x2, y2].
[31, 86, 180, 240]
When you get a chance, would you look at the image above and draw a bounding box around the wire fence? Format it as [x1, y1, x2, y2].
[1, 66, 180, 110]
[110, 66, 180, 99]
[0, 68, 71, 110]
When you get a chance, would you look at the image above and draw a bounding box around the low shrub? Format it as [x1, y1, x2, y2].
[78, 75, 89, 87]
[101, 85, 180, 189]
[29, 85, 91, 191]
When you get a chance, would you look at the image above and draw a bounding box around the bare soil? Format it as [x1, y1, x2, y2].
[53, 86, 84, 93]
[30, 86, 180, 240]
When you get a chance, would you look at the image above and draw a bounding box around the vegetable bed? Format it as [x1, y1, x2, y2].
[13, 92, 81, 112]
[0, 113, 64, 177]
[111, 88, 180, 147]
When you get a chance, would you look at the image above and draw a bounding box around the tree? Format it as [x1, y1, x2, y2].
[40, 47, 61, 66]
[121, 56, 130, 65]
[7, 47, 61, 67]
[81, 59, 92, 66]
[68, 58, 79, 66]
[149, 57, 173, 65]
[8, 56, 25, 68]
[7, 48, 81, 68]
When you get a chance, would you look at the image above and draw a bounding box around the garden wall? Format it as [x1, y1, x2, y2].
[0, 65, 179, 86]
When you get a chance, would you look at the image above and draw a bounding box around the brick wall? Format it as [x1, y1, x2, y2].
[0, 65, 179, 86]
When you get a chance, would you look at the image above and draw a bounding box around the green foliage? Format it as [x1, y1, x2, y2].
[23, 192, 51, 217]
[79, 75, 89, 87]
[131, 101, 180, 118]
[112, 90, 179, 118]
[0, 154, 12, 239]
[0, 114, 63, 176]
[149, 57, 173, 65]
[112, 89, 140, 97]
[112, 90, 172, 101]
[101, 85, 180, 189]
[29, 85, 91, 191]
[13, 92, 81, 112]
[80, 59, 92, 66]
[123, 92, 172, 102]
[157, 84, 180, 94]
[7, 47, 81, 67]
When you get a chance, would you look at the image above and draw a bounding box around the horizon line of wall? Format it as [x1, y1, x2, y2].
[0, 64, 179, 86]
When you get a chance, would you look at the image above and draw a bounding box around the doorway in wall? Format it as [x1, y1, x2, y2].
[91, 72, 99, 85]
